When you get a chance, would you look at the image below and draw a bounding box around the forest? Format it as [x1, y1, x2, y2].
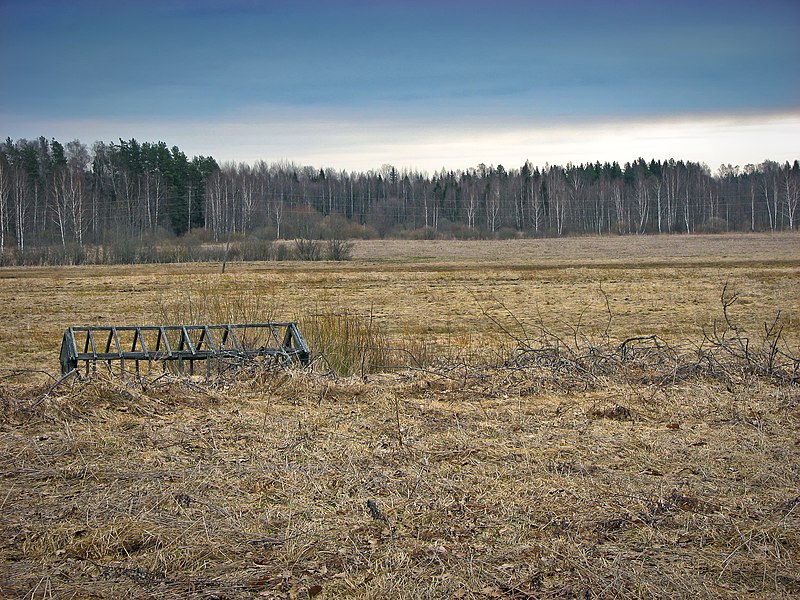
[0, 136, 798, 264]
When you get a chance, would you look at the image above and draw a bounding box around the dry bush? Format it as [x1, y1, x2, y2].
[144, 277, 799, 387]
[154, 284, 430, 377]
[325, 239, 354, 261]
[295, 238, 323, 261]
[479, 288, 799, 391]
[702, 283, 800, 384]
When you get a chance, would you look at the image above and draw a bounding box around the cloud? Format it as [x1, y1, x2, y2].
[3, 109, 798, 172]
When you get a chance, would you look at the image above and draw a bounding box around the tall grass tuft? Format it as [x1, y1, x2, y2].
[156, 280, 278, 326]
[155, 280, 436, 376]
[300, 309, 391, 376]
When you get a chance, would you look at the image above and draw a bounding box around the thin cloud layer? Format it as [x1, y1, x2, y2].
[7, 110, 798, 172]
[1, 0, 798, 169]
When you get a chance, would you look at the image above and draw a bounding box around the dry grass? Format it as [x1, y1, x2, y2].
[0, 233, 798, 598]
[350, 233, 800, 265]
[1, 233, 798, 374]
[1, 364, 798, 599]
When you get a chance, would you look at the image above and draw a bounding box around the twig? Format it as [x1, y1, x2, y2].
[1, 369, 59, 383]
[393, 394, 404, 447]
[599, 282, 614, 341]
[30, 369, 78, 409]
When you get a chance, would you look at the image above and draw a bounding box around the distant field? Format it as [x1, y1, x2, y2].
[351, 232, 800, 265]
[0, 232, 797, 374]
[1, 233, 798, 599]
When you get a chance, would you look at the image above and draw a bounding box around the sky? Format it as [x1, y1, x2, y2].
[1, 0, 798, 173]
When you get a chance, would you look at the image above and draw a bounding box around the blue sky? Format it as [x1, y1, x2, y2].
[1, 0, 798, 171]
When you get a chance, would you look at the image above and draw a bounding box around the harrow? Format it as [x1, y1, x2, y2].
[59, 323, 311, 375]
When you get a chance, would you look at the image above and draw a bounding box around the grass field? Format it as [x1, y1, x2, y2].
[1, 233, 799, 598]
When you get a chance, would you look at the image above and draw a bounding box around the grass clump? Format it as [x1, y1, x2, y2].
[156, 279, 278, 326]
[300, 309, 391, 376]
[154, 280, 417, 376]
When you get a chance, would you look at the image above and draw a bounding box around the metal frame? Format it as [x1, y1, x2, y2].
[60, 323, 310, 375]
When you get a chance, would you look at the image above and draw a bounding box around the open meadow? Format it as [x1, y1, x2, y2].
[1, 233, 799, 598]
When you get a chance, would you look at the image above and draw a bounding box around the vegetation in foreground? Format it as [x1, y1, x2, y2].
[1, 305, 798, 599]
[1, 234, 797, 598]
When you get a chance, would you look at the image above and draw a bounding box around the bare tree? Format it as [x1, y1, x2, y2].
[13, 165, 28, 253]
[760, 160, 780, 231]
[485, 181, 501, 233]
[566, 163, 585, 232]
[462, 172, 478, 230]
[238, 164, 256, 232]
[0, 155, 8, 254]
[631, 161, 650, 234]
[782, 161, 799, 230]
[65, 140, 89, 244]
[274, 194, 285, 239]
[547, 166, 567, 236]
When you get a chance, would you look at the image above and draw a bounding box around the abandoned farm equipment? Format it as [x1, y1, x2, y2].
[59, 323, 311, 376]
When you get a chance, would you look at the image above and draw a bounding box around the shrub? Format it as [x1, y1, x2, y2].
[326, 239, 354, 261]
[403, 226, 439, 240]
[319, 214, 351, 240]
[493, 227, 520, 240]
[157, 281, 278, 326]
[240, 238, 273, 261]
[272, 242, 292, 261]
[294, 238, 322, 261]
[699, 217, 729, 233]
[447, 223, 482, 240]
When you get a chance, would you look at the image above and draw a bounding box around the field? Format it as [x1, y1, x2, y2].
[1, 233, 799, 598]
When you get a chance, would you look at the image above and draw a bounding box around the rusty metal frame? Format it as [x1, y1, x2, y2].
[59, 323, 310, 375]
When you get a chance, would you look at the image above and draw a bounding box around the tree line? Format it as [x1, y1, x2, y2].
[0, 136, 798, 264]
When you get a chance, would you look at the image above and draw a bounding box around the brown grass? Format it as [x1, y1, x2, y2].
[1, 233, 798, 374]
[1, 233, 799, 598]
[1, 366, 798, 599]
